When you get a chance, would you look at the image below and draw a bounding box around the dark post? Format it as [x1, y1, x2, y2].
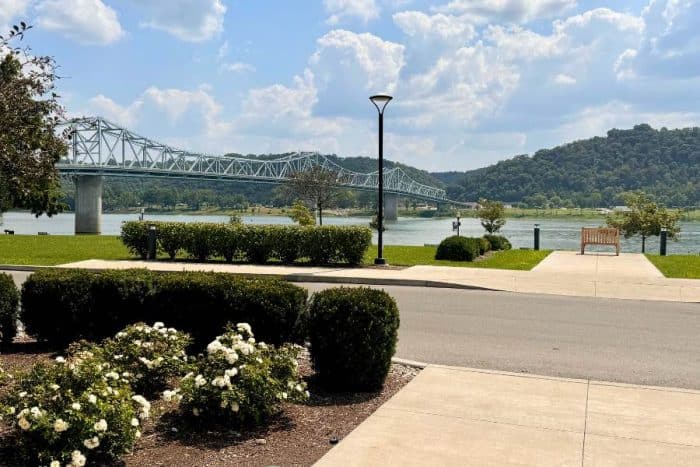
[453, 212, 461, 237]
[660, 228, 667, 256]
[534, 224, 540, 251]
[148, 224, 157, 260]
[370, 95, 392, 266]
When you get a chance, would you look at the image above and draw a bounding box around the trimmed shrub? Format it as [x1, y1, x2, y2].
[479, 237, 491, 255]
[308, 287, 399, 391]
[0, 352, 145, 466]
[435, 236, 480, 261]
[484, 235, 512, 251]
[0, 273, 19, 345]
[21, 269, 308, 348]
[163, 323, 307, 427]
[120, 221, 372, 265]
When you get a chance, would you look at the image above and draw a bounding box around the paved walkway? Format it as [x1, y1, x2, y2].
[315, 365, 700, 466]
[57, 252, 700, 303]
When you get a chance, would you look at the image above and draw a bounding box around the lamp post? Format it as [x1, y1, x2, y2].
[370, 94, 393, 265]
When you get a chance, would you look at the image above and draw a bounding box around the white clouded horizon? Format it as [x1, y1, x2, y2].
[34, 0, 700, 171]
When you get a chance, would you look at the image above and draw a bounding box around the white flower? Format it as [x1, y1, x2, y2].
[230, 402, 239, 413]
[305, 390, 310, 398]
[18, 391, 27, 398]
[55, 357, 66, 363]
[225, 368, 238, 378]
[7, 406, 15, 415]
[18, 417, 30, 430]
[162, 390, 176, 402]
[70, 450, 86, 467]
[94, 419, 108, 432]
[71, 402, 82, 411]
[135, 429, 141, 438]
[220, 400, 228, 409]
[50, 461, 61, 467]
[154, 322, 165, 329]
[30, 406, 42, 418]
[295, 384, 303, 392]
[224, 350, 238, 364]
[132, 395, 151, 419]
[54, 418, 69, 432]
[236, 323, 252, 335]
[192, 408, 200, 417]
[194, 375, 207, 387]
[50, 384, 60, 391]
[207, 340, 224, 354]
[105, 372, 119, 380]
[211, 377, 227, 388]
[88, 394, 97, 404]
[116, 332, 127, 338]
[281, 392, 288, 400]
[130, 417, 139, 427]
[83, 436, 100, 449]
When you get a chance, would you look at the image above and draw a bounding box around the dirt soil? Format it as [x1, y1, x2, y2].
[0, 342, 418, 467]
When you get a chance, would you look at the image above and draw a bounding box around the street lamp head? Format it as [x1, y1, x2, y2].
[370, 94, 393, 114]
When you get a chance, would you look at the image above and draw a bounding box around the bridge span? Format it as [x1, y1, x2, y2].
[59, 117, 450, 234]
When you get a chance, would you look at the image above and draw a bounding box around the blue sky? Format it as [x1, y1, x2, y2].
[1, 0, 699, 171]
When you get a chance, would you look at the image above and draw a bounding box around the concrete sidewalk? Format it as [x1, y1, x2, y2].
[57, 252, 700, 303]
[315, 365, 700, 466]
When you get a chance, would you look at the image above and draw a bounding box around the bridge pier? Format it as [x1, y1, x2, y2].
[74, 175, 103, 234]
[384, 193, 398, 221]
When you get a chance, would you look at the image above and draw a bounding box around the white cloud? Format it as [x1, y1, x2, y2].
[392, 11, 476, 42]
[0, 0, 31, 30]
[36, 0, 123, 45]
[88, 94, 143, 127]
[438, 0, 577, 23]
[553, 73, 576, 85]
[324, 0, 380, 24]
[223, 62, 255, 73]
[311, 29, 405, 94]
[137, 0, 226, 42]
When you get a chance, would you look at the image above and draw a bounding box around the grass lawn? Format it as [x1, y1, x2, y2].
[646, 254, 700, 279]
[0, 235, 130, 266]
[364, 245, 551, 270]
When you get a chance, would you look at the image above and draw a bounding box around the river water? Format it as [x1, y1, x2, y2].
[2, 211, 699, 255]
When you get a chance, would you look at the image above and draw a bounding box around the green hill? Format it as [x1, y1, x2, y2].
[434, 124, 700, 207]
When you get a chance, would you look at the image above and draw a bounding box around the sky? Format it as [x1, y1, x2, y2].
[1, 0, 699, 172]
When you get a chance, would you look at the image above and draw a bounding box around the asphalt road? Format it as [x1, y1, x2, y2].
[6, 271, 700, 389]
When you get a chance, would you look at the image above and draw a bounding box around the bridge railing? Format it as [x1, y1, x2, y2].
[58, 117, 448, 201]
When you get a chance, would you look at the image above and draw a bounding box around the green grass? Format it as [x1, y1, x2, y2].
[0, 235, 550, 270]
[0, 235, 130, 266]
[646, 254, 700, 279]
[364, 245, 551, 270]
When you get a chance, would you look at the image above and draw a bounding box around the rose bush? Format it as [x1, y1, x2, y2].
[70, 322, 192, 397]
[163, 323, 308, 427]
[0, 351, 148, 466]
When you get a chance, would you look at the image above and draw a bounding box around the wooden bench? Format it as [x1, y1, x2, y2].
[581, 227, 620, 255]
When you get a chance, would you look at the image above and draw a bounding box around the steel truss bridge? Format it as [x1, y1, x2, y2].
[58, 117, 448, 202]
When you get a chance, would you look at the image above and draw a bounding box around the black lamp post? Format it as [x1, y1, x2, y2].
[370, 94, 392, 265]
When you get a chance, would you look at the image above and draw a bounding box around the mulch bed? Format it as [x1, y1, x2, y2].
[0, 341, 418, 467]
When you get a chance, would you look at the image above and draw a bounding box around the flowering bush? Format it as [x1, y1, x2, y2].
[0, 351, 148, 466]
[164, 323, 308, 427]
[70, 322, 192, 397]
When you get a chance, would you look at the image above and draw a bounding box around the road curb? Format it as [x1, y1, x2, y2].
[0, 265, 45, 272]
[392, 357, 429, 369]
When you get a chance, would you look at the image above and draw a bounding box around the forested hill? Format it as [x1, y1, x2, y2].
[433, 125, 700, 207]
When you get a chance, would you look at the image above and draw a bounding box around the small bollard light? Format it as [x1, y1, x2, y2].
[660, 228, 667, 256]
[534, 224, 540, 251]
[147, 224, 157, 260]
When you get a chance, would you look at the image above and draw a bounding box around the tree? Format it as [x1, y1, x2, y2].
[0, 23, 67, 216]
[606, 191, 681, 253]
[288, 200, 315, 226]
[478, 199, 506, 234]
[285, 166, 346, 225]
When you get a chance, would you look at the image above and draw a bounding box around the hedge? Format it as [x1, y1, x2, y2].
[21, 269, 308, 348]
[120, 221, 372, 265]
[484, 235, 512, 251]
[0, 273, 19, 345]
[435, 236, 481, 262]
[308, 287, 399, 391]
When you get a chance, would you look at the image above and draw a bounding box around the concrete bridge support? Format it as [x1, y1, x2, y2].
[74, 175, 103, 234]
[384, 193, 399, 221]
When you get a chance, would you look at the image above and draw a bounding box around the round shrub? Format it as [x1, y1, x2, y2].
[435, 235, 479, 261]
[308, 287, 399, 391]
[71, 322, 192, 397]
[484, 235, 512, 251]
[157, 222, 187, 260]
[163, 323, 307, 427]
[0, 273, 19, 345]
[0, 352, 147, 466]
[479, 237, 491, 255]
